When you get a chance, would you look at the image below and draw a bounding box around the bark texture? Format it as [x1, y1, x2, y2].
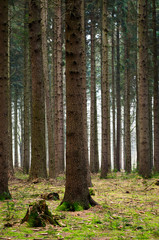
[138, 0, 151, 178]
[61, 0, 97, 209]
[29, 0, 47, 179]
[90, 10, 99, 174]
[153, 0, 159, 173]
[0, 0, 11, 199]
[101, 0, 110, 178]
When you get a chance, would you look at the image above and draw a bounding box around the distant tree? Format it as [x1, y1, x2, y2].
[60, 0, 97, 209]
[115, 5, 121, 172]
[90, 4, 99, 174]
[138, 0, 151, 178]
[0, 0, 11, 199]
[29, 0, 47, 179]
[23, 0, 30, 174]
[101, 0, 110, 178]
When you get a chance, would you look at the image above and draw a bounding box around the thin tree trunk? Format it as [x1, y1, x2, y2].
[115, 16, 121, 172]
[41, 0, 55, 177]
[101, 0, 110, 178]
[23, 0, 30, 174]
[90, 11, 99, 173]
[153, 0, 159, 173]
[14, 88, 18, 168]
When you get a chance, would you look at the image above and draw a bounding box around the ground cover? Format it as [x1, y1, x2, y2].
[0, 171, 159, 240]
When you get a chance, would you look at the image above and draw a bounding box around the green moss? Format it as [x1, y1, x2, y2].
[57, 202, 84, 211]
[0, 192, 11, 201]
[89, 188, 95, 196]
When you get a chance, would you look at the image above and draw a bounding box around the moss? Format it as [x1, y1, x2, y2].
[89, 188, 95, 196]
[0, 192, 11, 201]
[57, 202, 84, 211]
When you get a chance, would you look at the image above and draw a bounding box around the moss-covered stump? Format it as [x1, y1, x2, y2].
[21, 200, 59, 227]
[41, 192, 59, 200]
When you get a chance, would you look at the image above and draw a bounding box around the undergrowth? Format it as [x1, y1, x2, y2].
[0, 172, 158, 239]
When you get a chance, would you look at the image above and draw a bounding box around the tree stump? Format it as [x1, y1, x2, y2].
[21, 200, 59, 227]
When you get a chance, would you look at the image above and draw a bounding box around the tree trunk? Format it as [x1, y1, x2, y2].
[60, 0, 97, 210]
[101, 0, 110, 178]
[0, 0, 11, 199]
[153, 0, 159, 173]
[111, 11, 116, 172]
[23, 0, 30, 174]
[29, 0, 47, 179]
[124, 5, 131, 173]
[138, 0, 151, 178]
[90, 11, 99, 174]
[41, 0, 55, 177]
[14, 87, 18, 168]
[115, 16, 121, 172]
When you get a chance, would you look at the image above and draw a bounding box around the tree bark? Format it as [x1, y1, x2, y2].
[0, 0, 11, 199]
[101, 0, 110, 178]
[138, 0, 151, 178]
[90, 11, 99, 174]
[60, 0, 97, 209]
[29, 0, 47, 179]
[153, 0, 159, 173]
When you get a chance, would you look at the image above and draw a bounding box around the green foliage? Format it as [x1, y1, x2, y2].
[89, 188, 95, 196]
[57, 202, 84, 212]
[0, 192, 11, 201]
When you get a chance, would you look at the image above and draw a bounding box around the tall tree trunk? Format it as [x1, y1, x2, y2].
[81, 0, 92, 186]
[29, 0, 47, 179]
[0, 0, 11, 199]
[115, 15, 121, 172]
[101, 0, 110, 178]
[112, 11, 116, 171]
[23, 0, 30, 174]
[124, 5, 131, 173]
[90, 11, 99, 174]
[41, 0, 55, 177]
[14, 88, 18, 168]
[153, 0, 159, 173]
[8, 9, 14, 176]
[138, 0, 151, 178]
[60, 0, 97, 209]
[56, 0, 64, 173]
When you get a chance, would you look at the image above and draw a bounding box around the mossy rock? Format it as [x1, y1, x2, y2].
[41, 192, 60, 200]
[0, 192, 11, 201]
[57, 202, 84, 211]
[21, 200, 59, 227]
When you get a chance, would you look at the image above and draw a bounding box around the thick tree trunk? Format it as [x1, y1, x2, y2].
[0, 0, 11, 199]
[138, 0, 151, 178]
[90, 11, 99, 174]
[153, 0, 159, 173]
[60, 0, 97, 209]
[101, 0, 110, 178]
[29, 0, 47, 179]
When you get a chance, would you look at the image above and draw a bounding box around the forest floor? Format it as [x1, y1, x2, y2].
[0, 171, 159, 240]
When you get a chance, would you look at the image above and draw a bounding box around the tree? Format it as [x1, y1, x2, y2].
[29, 0, 47, 179]
[153, 0, 159, 173]
[59, 0, 97, 210]
[138, 0, 151, 178]
[0, 0, 11, 200]
[90, 4, 99, 174]
[101, 0, 110, 178]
